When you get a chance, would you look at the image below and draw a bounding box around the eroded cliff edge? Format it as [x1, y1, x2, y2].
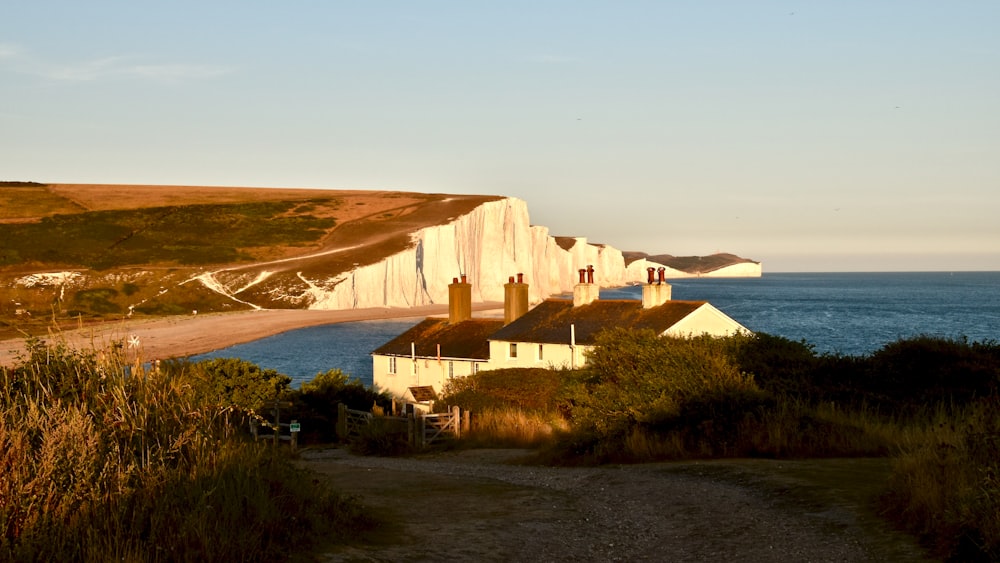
[211, 197, 760, 310]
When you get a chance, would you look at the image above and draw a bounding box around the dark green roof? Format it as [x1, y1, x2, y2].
[488, 299, 707, 346]
[371, 318, 504, 360]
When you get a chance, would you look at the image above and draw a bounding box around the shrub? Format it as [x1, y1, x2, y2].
[287, 369, 393, 444]
[443, 367, 567, 412]
[569, 328, 758, 435]
[725, 331, 820, 396]
[172, 357, 292, 412]
[863, 336, 1000, 410]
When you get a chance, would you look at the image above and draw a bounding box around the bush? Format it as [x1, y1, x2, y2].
[171, 357, 292, 412]
[443, 367, 567, 412]
[287, 369, 392, 444]
[568, 328, 758, 436]
[863, 336, 1000, 410]
[726, 332, 820, 396]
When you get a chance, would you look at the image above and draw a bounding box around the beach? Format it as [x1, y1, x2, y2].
[0, 304, 501, 368]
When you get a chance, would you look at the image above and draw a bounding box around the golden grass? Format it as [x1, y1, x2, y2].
[0, 339, 371, 560]
[880, 399, 1000, 560]
[464, 407, 570, 448]
[0, 186, 84, 221]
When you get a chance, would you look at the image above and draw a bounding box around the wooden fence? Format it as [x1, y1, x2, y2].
[337, 404, 469, 448]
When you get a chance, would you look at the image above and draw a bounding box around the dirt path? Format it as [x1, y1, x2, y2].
[299, 448, 935, 562]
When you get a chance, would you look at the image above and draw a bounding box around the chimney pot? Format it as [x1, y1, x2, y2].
[517, 272, 524, 284]
[578, 269, 587, 284]
[647, 267, 655, 285]
[658, 267, 666, 284]
[586, 265, 595, 284]
[460, 274, 467, 284]
[508, 276, 515, 284]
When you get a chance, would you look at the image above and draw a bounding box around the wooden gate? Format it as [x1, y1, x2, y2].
[337, 403, 374, 440]
[336, 404, 467, 448]
[419, 406, 462, 447]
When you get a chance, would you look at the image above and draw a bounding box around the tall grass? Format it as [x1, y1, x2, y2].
[880, 397, 1000, 561]
[463, 407, 570, 449]
[0, 339, 370, 561]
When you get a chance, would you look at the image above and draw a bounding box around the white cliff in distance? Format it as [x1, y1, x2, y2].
[271, 197, 760, 311]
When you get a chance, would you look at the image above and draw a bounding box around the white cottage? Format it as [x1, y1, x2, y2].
[485, 266, 750, 371]
[371, 275, 505, 400]
[372, 267, 750, 399]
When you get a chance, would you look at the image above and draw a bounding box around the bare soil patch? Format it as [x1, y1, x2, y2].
[301, 448, 935, 562]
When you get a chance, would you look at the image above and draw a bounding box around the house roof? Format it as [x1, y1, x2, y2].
[371, 318, 504, 360]
[487, 298, 709, 346]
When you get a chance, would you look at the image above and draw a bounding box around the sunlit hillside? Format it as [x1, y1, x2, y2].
[0, 183, 499, 337]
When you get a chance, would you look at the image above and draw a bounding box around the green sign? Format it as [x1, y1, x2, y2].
[289, 422, 301, 433]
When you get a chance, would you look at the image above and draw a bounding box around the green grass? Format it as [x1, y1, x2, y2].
[0, 199, 337, 269]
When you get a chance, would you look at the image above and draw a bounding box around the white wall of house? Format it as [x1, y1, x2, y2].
[485, 340, 589, 371]
[663, 303, 748, 338]
[372, 354, 485, 398]
[484, 306, 746, 373]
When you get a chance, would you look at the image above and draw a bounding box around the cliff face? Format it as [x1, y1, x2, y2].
[296, 198, 627, 309]
[4, 195, 762, 320]
[270, 197, 759, 311]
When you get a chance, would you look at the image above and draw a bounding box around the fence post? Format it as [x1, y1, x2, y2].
[336, 403, 347, 441]
[272, 403, 280, 445]
[407, 414, 415, 447]
[452, 405, 461, 438]
[419, 415, 426, 448]
[290, 419, 299, 451]
[462, 409, 471, 434]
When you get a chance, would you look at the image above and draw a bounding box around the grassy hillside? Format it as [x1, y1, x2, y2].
[0, 199, 338, 269]
[0, 183, 499, 338]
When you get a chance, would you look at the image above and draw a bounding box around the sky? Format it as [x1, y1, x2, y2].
[2, 2, 998, 272]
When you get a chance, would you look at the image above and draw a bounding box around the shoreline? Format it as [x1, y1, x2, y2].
[0, 303, 503, 367]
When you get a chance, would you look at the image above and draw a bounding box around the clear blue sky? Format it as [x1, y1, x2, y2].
[3, 2, 998, 272]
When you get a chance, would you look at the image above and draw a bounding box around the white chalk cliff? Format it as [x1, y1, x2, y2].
[273, 197, 759, 311]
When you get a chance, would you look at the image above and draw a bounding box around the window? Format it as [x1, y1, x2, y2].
[388, 356, 397, 374]
[448, 361, 455, 379]
[473, 362, 481, 374]
[537, 344, 544, 361]
[509, 342, 518, 359]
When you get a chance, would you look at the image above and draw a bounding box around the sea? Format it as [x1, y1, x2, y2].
[190, 272, 1000, 388]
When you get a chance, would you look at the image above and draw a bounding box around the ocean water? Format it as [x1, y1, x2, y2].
[191, 272, 1000, 388]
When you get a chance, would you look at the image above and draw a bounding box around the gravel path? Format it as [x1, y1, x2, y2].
[299, 448, 934, 562]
